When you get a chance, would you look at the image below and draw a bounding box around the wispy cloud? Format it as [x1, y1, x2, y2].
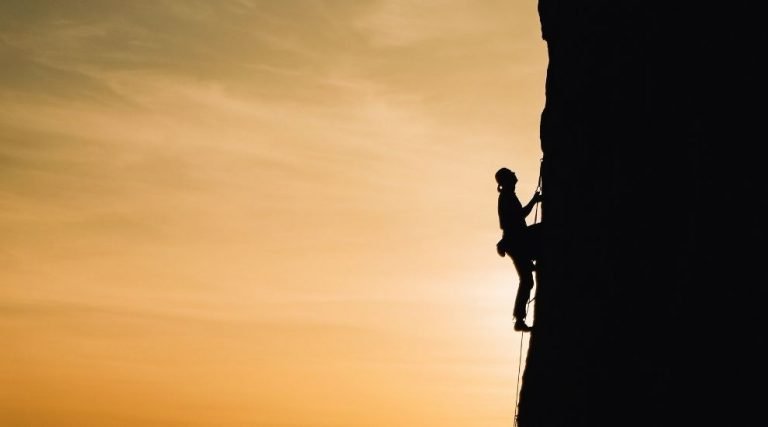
[0, 1, 546, 425]
[354, 0, 497, 47]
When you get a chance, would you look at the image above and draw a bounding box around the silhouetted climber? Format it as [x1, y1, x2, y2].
[495, 167, 542, 332]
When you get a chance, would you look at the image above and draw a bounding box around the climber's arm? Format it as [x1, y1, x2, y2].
[522, 192, 542, 218]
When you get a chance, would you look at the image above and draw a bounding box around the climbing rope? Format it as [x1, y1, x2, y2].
[533, 157, 543, 224]
[514, 325, 525, 426]
[514, 158, 544, 427]
[513, 297, 536, 427]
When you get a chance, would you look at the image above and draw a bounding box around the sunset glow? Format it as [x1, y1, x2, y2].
[1, 1, 546, 425]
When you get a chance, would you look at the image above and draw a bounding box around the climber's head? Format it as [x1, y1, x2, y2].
[495, 167, 517, 192]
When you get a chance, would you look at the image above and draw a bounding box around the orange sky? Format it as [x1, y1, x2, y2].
[0, 1, 546, 426]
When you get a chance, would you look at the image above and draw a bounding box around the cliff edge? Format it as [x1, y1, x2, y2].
[517, 3, 765, 426]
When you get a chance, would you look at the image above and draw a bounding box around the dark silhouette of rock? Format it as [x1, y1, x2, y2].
[516, 2, 765, 426]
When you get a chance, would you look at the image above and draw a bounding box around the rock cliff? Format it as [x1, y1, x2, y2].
[518, 2, 765, 426]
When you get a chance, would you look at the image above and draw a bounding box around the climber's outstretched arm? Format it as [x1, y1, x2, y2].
[522, 192, 542, 218]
